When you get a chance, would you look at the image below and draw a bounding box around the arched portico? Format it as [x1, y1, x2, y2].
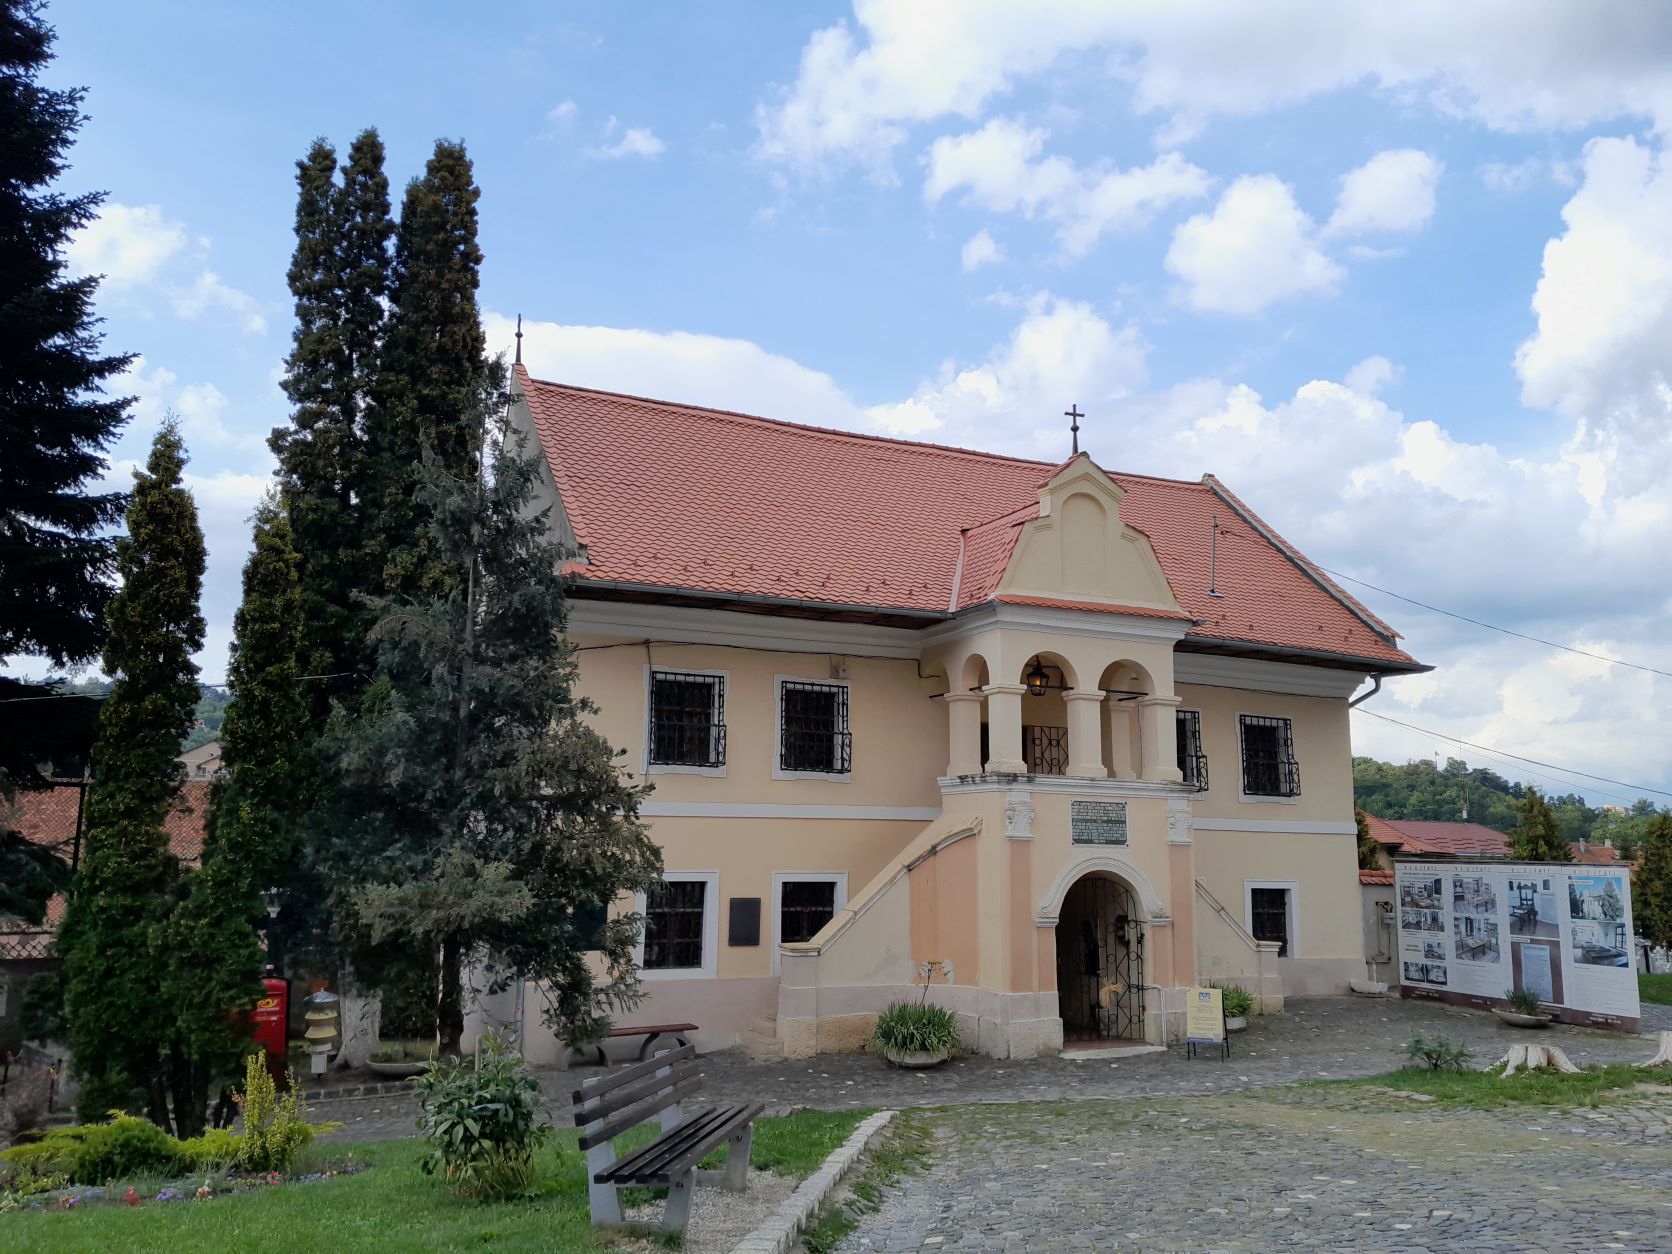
[1051, 868, 1148, 1044]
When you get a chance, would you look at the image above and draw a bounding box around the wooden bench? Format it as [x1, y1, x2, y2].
[569, 1022, 699, 1066]
[572, 1043, 764, 1236]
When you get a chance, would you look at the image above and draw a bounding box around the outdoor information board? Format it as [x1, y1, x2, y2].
[1185, 986, 1227, 1059]
[1393, 857, 1640, 1032]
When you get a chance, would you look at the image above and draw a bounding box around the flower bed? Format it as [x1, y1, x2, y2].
[3, 1157, 367, 1213]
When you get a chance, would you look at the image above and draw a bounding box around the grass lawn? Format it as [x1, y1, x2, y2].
[1639, 972, 1672, 1005]
[1, 1110, 868, 1253]
[1341, 1062, 1653, 1109]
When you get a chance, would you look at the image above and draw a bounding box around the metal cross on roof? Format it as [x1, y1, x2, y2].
[1065, 404, 1083, 455]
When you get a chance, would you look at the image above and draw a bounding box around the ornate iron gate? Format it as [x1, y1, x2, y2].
[1056, 875, 1145, 1042]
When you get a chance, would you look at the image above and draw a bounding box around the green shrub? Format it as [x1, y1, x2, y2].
[1212, 983, 1256, 1019]
[414, 1032, 550, 1200]
[870, 1002, 961, 1056]
[0, 1127, 86, 1179]
[1504, 988, 1543, 1016]
[1403, 1034, 1472, 1071]
[236, 1054, 339, 1173]
[178, 1127, 243, 1171]
[72, 1114, 189, 1183]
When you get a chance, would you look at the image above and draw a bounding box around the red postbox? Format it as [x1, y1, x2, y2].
[252, 969, 289, 1087]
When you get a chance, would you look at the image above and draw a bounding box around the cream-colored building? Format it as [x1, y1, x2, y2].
[491, 367, 1426, 1061]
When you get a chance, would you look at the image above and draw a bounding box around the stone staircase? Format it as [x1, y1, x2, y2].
[741, 1013, 785, 1061]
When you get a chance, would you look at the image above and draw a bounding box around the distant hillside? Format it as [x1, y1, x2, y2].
[1353, 756, 1665, 856]
[58, 679, 229, 751]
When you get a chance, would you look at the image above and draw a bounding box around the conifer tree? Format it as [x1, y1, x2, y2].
[1509, 788, 1571, 862]
[158, 501, 306, 1135]
[363, 139, 486, 601]
[59, 423, 205, 1123]
[325, 365, 661, 1053]
[1355, 810, 1381, 871]
[1634, 814, 1672, 951]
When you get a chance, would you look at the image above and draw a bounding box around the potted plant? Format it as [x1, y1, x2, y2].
[871, 960, 961, 1068]
[1493, 988, 1553, 1028]
[367, 1039, 439, 1077]
[1215, 983, 1255, 1032]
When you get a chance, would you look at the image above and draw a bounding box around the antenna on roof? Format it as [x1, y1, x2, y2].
[1065, 403, 1082, 455]
[1207, 513, 1223, 598]
[514, 313, 523, 365]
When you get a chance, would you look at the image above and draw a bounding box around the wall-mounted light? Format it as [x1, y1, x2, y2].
[1025, 658, 1050, 697]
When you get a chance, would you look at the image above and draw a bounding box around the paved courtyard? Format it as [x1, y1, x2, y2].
[836, 1084, 1672, 1252]
[309, 996, 1660, 1142]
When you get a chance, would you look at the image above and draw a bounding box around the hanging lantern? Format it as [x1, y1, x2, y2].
[1025, 657, 1050, 697]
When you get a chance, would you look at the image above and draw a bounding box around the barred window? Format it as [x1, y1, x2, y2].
[1176, 710, 1207, 791]
[643, 879, 708, 970]
[779, 880, 838, 944]
[1250, 887, 1291, 956]
[779, 680, 852, 774]
[1239, 714, 1300, 798]
[1024, 725, 1068, 775]
[649, 670, 726, 767]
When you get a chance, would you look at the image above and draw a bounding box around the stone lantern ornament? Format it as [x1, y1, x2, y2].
[302, 988, 341, 1077]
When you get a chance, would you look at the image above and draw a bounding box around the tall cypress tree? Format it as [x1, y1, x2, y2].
[363, 139, 486, 601]
[1509, 788, 1571, 862]
[59, 423, 206, 1123]
[327, 366, 661, 1053]
[0, 0, 133, 916]
[159, 501, 307, 1136]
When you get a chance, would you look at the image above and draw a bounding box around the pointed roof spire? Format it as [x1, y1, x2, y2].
[514, 313, 523, 365]
[1065, 403, 1082, 455]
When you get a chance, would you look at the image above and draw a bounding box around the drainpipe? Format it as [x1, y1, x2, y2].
[1348, 674, 1382, 709]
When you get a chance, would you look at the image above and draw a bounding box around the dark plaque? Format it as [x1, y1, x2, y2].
[1071, 799, 1129, 845]
[728, 897, 762, 947]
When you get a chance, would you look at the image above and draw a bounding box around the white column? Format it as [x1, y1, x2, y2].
[1138, 694, 1184, 783]
[983, 684, 1027, 773]
[1105, 698, 1135, 779]
[944, 691, 984, 776]
[1064, 690, 1108, 779]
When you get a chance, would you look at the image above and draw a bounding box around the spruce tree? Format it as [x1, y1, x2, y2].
[1634, 814, 1672, 951]
[158, 501, 306, 1135]
[363, 139, 486, 601]
[1509, 788, 1570, 862]
[1355, 810, 1381, 871]
[325, 365, 661, 1053]
[59, 422, 205, 1123]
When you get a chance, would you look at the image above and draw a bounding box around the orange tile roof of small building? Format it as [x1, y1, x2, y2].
[1376, 818, 1512, 857]
[7, 779, 211, 868]
[518, 368, 1423, 671]
[1359, 869, 1395, 885]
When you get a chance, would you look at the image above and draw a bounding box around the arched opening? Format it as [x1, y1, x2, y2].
[1097, 659, 1153, 779]
[1055, 872, 1146, 1044]
[1019, 651, 1076, 775]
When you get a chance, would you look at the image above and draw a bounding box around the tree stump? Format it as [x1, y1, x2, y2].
[1493, 1044, 1581, 1076]
[1642, 1032, 1672, 1067]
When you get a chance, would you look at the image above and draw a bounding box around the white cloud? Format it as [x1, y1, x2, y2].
[66, 202, 186, 284]
[548, 99, 578, 125]
[757, 2, 1672, 173]
[1477, 156, 1578, 194]
[1324, 149, 1442, 237]
[1164, 175, 1344, 315]
[960, 228, 1004, 271]
[586, 118, 667, 160]
[922, 117, 1211, 258]
[118, 356, 267, 454]
[170, 270, 267, 335]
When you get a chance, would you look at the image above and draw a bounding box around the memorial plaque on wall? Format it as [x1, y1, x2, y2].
[1070, 799, 1128, 845]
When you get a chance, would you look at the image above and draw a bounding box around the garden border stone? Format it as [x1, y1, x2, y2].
[728, 1108, 896, 1254]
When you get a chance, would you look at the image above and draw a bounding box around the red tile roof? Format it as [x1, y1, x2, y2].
[1379, 819, 1511, 857]
[1360, 810, 1420, 850]
[518, 369, 1422, 670]
[6, 779, 211, 868]
[1570, 841, 1626, 865]
[1359, 869, 1395, 886]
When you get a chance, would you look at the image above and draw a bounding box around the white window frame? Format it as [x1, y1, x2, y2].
[770, 871, 849, 973]
[772, 675, 853, 782]
[634, 870, 720, 980]
[1244, 879, 1300, 957]
[1236, 711, 1299, 804]
[643, 665, 728, 777]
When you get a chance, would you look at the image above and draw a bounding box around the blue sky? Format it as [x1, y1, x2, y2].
[38, 2, 1672, 801]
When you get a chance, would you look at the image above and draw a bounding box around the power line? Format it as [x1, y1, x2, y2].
[1354, 707, 1672, 800]
[1315, 564, 1672, 679]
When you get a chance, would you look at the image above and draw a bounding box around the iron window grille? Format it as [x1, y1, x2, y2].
[643, 879, 707, 970]
[1239, 714, 1300, 797]
[780, 880, 838, 944]
[1024, 725, 1069, 775]
[1176, 710, 1208, 791]
[779, 680, 852, 774]
[648, 670, 726, 767]
[1250, 887, 1290, 956]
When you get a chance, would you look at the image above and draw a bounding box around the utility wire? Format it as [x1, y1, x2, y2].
[1314, 564, 1672, 679]
[1354, 707, 1672, 800]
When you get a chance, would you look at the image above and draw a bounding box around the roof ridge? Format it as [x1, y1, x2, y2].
[522, 373, 1059, 469]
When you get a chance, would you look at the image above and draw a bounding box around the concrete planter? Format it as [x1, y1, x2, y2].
[1224, 1015, 1249, 1033]
[881, 1045, 952, 1069]
[1493, 1009, 1552, 1029]
[366, 1059, 432, 1078]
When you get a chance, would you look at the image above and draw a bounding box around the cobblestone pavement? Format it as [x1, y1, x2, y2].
[309, 996, 1658, 1143]
[837, 1087, 1672, 1253]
